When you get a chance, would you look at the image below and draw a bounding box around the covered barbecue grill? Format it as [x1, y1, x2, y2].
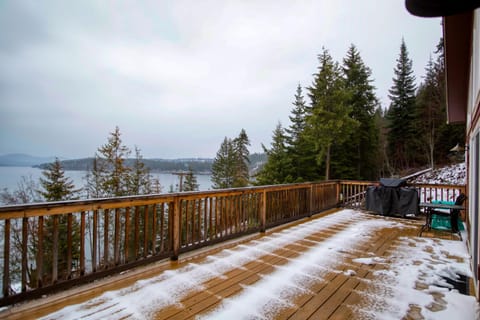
[365, 178, 419, 217]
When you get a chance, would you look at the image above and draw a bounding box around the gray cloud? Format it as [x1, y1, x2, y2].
[0, 0, 441, 159]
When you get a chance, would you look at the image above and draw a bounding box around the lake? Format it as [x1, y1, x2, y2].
[0, 166, 213, 196]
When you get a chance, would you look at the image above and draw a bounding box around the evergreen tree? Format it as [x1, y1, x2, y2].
[255, 123, 292, 185]
[183, 167, 199, 192]
[85, 157, 103, 198]
[306, 48, 358, 180]
[89, 126, 132, 197]
[38, 158, 80, 281]
[211, 137, 236, 189]
[285, 84, 318, 182]
[332, 44, 379, 180]
[430, 39, 465, 164]
[129, 146, 152, 195]
[39, 158, 79, 201]
[414, 56, 443, 168]
[232, 129, 251, 187]
[386, 39, 417, 171]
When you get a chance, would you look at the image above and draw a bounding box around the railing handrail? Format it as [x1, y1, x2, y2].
[0, 181, 341, 219]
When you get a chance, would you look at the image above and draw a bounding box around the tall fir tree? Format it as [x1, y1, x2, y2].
[39, 158, 79, 201]
[386, 39, 417, 171]
[87, 126, 132, 197]
[232, 129, 251, 187]
[39, 158, 80, 281]
[414, 56, 443, 168]
[306, 48, 358, 180]
[211, 137, 236, 189]
[331, 44, 379, 180]
[285, 84, 318, 182]
[183, 167, 199, 192]
[255, 123, 292, 185]
[430, 39, 465, 163]
[129, 146, 152, 195]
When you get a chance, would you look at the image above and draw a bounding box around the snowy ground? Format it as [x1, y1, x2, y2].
[34, 209, 478, 320]
[410, 162, 466, 185]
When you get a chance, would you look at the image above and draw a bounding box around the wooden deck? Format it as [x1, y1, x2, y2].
[0, 209, 473, 319]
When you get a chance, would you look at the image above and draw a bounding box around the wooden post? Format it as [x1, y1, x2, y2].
[171, 197, 181, 260]
[260, 190, 267, 232]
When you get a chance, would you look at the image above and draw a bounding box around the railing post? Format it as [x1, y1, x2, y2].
[260, 190, 267, 232]
[171, 196, 181, 260]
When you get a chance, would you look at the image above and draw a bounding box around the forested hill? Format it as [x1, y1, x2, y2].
[34, 153, 267, 174]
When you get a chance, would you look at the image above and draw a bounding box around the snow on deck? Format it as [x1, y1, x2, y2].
[37, 209, 477, 320]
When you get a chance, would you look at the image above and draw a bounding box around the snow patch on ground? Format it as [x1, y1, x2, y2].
[39, 209, 478, 320]
[354, 237, 478, 320]
[410, 162, 466, 185]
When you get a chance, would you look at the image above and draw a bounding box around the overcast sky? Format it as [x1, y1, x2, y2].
[0, 1, 441, 159]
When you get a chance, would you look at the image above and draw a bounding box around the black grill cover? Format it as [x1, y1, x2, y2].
[366, 182, 419, 217]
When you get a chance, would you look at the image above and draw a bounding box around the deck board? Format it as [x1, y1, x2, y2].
[2, 209, 474, 320]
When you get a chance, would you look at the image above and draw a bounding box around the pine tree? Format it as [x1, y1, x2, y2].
[211, 137, 236, 189]
[414, 56, 443, 168]
[232, 129, 251, 187]
[430, 39, 465, 164]
[129, 146, 152, 195]
[306, 48, 358, 180]
[183, 167, 199, 192]
[39, 158, 79, 201]
[332, 44, 379, 180]
[386, 39, 417, 171]
[255, 123, 292, 185]
[91, 126, 132, 197]
[285, 84, 318, 182]
[38, 158, 80, 281]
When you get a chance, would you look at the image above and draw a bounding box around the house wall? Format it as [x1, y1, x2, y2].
[467, 8, 480, 298]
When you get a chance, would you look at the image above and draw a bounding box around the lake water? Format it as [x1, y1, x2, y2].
[0, 166, 213, 195]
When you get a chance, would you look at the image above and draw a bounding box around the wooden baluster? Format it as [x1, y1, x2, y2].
[67, 213, 72, 278]
[159, 204, 164, 253]
[114, 209, 120, 265]
[103, 209, 109, 268]
[207, 198, 212, 240]
[261, 191, 267, 232]
[134, 207, 140, 259]
[3, 219, 10, 297]
[80, 212, 85, 276]
[152, 204, 157, 255]
[143, 206, 148, 257]
[52, 215, 59, 283]
[124, 207, 130, 263]
[37, 216, 44, 287]
[92, 210, 97, 272]
[204, 197, 208, 241]
[21, 217, 27, 292]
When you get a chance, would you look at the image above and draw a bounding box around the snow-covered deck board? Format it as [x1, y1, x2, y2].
[2, 209, 478, 319]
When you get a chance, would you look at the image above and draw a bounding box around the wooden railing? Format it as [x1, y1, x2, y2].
[0, 181, 340, 306]
[0, 180, 467, 307]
